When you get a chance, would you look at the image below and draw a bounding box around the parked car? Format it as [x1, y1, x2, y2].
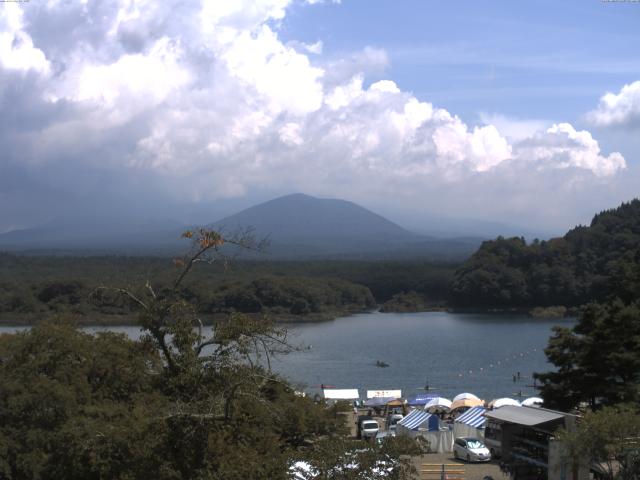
[385, 414, 403, 434]
[453, 437, 491, 462]
[356, 415, 380, 439]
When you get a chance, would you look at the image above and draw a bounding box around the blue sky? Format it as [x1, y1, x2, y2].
[282, 1, 640, 122]
[0, 0, 639, 236]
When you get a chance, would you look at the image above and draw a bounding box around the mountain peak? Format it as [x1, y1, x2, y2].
[213, 193, 417, 256]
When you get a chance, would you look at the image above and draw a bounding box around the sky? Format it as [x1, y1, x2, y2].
[1, 0, 639, 236]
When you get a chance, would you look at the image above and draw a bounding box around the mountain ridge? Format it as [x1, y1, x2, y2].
[0, 193, 481, 259]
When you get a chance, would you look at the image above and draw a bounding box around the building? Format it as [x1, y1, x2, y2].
[484, 405, 589, 480]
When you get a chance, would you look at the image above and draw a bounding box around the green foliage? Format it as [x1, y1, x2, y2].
[213, 276, 375, 316]
[0, 254, 456, 323]
[535, 300, 640, 411]
[450, 199, 640, 308]
[293, 435, 424, 480]
[0, 230, 417, 479]
[0, 319, 165, 479]
[379, 291, 435, 313]
[559, 405, 640, 480]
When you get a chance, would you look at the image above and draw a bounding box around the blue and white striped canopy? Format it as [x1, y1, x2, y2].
[454, 406, 486, 428]
[398, 409, 432, 430]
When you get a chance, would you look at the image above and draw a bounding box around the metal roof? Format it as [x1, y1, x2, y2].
[484, 405, 567, 426]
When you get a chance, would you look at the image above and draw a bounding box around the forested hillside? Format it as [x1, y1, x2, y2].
[0, 255, 455, 323]
[450, 199, 640, 308]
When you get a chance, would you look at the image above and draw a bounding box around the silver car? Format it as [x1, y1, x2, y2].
[453, 437, 491, 462]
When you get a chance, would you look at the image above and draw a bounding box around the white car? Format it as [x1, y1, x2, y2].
[453, 437, 491, 462]
[360, 420, 380, 439]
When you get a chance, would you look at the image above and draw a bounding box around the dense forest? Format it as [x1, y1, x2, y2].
[450, 199, 640, 309]
[0, 254, 456, 323]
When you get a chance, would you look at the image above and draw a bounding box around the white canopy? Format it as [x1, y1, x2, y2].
[367, 390, 402, 399]
[489, 397, 521, 409]
[452, 392, 480, 402]
[521, 397, 544, 407]
[424, 397, 452, 412]
[323, 389, 359, 400]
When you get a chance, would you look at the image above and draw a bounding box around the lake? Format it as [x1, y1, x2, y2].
[271, 311, 574, 401]
[0, 311, 574, 402]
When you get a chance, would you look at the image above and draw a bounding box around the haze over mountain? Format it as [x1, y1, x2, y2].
[213, 193, 420, 254]
[210, 193, 479, 259]
[0, 193, 486, 259]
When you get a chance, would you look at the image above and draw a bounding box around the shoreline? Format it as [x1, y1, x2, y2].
[0, 304, 576, 327]
[0, 308, 374, 327]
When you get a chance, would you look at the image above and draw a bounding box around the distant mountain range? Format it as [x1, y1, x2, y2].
[0, 193, 484, 259]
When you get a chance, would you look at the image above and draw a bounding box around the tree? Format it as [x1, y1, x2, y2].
[535, 300, 640, 411]
[450, 199, 640, 309]
[0, 228, 421, 479]
[559, 405, 640, 480]
[292, 435, 425, 480]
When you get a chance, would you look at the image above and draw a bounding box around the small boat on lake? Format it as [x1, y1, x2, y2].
[375, 360, 389, 368]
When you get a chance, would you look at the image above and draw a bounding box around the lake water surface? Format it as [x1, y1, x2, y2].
[272, 311, 574, 401]
[0, 311, 574, 402]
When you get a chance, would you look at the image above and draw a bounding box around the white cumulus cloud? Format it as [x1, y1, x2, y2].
[586, 80, 640, 128]
[0, 5, 49, 75]
[0, 0, 631, 232]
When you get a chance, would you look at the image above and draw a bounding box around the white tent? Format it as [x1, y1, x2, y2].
[424, 397, 452, 412]
[323, 389, 359, 400]
[396, 409, 453, 453]
[367, 390, 402, 399]
[488, 397, 520, 409]
[520, 397, 543, 407]
[453, 406, 487, 440]
[452, 392, 480, 402]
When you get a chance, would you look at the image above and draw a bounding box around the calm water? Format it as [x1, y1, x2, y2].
[271, 311, 574, 401]
[0, 311, 573, 402]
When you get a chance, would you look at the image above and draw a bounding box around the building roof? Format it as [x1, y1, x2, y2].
[484, 405, 567, 426]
